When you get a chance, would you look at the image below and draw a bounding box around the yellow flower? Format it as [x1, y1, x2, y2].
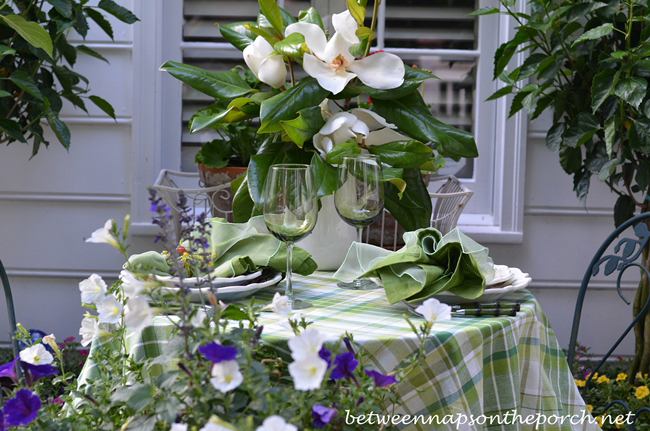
[586, 404, 593, 413]
[575, 379, 586, 387]
[636, 385, 650, 399]
[180, 252, 191, 263]
[637, 372, 643, 380]
[614, 416, 625, 429]
[586, 372, 598, 381]
[595, 416, 604, 427]
[616, 373, 627, 382]
[597, 375, 610, 384]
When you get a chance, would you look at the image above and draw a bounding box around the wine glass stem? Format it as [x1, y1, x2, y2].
[286, 241, 294, 308]
[354, 227, 363, 289]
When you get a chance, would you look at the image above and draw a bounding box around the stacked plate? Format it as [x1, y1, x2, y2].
[155, 268, 282, 302]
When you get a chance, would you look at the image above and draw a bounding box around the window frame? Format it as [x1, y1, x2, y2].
[129, 0, 527, 244]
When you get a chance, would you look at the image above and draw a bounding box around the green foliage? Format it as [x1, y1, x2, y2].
[0, 1, 137, 157]
[489, 0, 650, 223]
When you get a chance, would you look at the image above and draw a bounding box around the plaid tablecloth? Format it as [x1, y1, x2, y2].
[79, 272, 597, 431]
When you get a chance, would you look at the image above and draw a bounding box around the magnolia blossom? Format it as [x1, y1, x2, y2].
[79, 315, 100, 347]
[243, 36, 286, 88]
[414, 298, 452, 323]
[288, 329, 328, 361]
[269, 292, 291, 315]
[313, 108, 410, 159]
[210, 360, 243, 393]
[124, 296, 153, 332]
[19, 344, 53, 366]
[255, 416, 298, 431]
[288, 353, 328, 391]
[96, 295, 123, 324]
[79, 273, 107, 304]
[86, 219, 119, 248]
[285, 11, 404, 94]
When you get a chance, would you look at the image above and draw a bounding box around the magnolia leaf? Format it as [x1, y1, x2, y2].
[218, 22, 257, 51]
[298, 8, 324, 30]
[367, 140, 432, 169]
[386, 178, 407, 198]
[274, 32, 305, 57]
[259, 78, 328, 133]
[325, 140, 361, 165]
[232, 175, 256, 222]
[383, 168, 432, 231]
[346, 0, 366, 25]
[259, 0, 283, 34]
[338, 66, 438, 100]
[0, 14, 53, 58]
[280, 106, 325, 148]
[310, 153, 338, 198]
[190, 109, 231, 133]
[572, 23, 614, 46]
[160, 61, 252, 99]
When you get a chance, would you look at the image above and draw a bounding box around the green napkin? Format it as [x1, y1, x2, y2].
[334, 228, 494, 304]
[123, 251, 171, 276]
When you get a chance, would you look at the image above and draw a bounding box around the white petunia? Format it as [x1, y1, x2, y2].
[19, 344, 53, 365]
[255, 416, 298, 431]
[279, 312, 308, 330]
[288, 353, 328, 391]
[287, 329, 327, 360]
[190, 307, 207, 328]
[79, 273, 107, 304]
[42, 334, 60, 356]
[269, 292, 291, 315]
[96, 295, 123, 324]
[86, 219, 119, 248]
[313, 108, 410, 159]
[414, 298, 452, 323]
[124, 296, 153, 332]
[170, 424, 188, 431]
[210, 360, 243, 393]
[120, 270, 158, 298]
[199, 416, 236, 431]
[79, 315, 100, 347]
[243, 37, 287, 88]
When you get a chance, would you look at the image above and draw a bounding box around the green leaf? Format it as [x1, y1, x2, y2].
[614, 195, 636, 227]
[259, 0, 283, 34]
[591, 68, 618, 112]
[0, 14, 53, 58]
[614, 77, 647, 109]
[346, 0, 366, 25]
[0, 45, 16, 60]
[559, 146, 582, 174]
[604, 116, 616, 158]
[298, 8, 324, 30]
[637, 161, 650, 191]
[546, 122, 565, 153]
[190, 109, 231, 133]
[572, 23, 614, 46]
[77, 44, 109, 63]
[0, 118, 26, 142]
[45, 108, 71, 150]
[273, 32, 305, 57]
[57, 37, 77, 66]
[111, 384, 154, 413]
[573, 168, 590, 205]
[9, 71, 44, 101]
[338, 66, 438, 100]
[258, 78, 328, 133]
[325, 140, 361, 165]
[0, 90, 11, 98]
[468, 7, 500, 16]
[97, 0, 139, 24]
[486, 85, 513, 101]
[195, 139, 231, 169]
[564, 113, 600, 148]
[310, 153, 338, 198]
[519, 53, 547, 79]
[160, 61, 252, 99]
[89, 95, 116, 120]
[46, 0, 73, 18]
[85, 7, 114, 40]
[232, 175, 256, 222]
[629, 118, 650, 155]
[383, 168, 432, 231]
[371, 91, 478, 159]
[367, 140, 432, 168]
[280, 106, 325, 147]
[598, 158, 619, 182]
[218, 22, 257, 51]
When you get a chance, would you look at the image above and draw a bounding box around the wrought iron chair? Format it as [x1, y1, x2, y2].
[0, 259, 19, 359]
[566, 212, 650, 428]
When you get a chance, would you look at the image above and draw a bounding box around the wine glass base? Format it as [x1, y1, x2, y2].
[290, 299, 312, 310]
[337, 279, 383, 290]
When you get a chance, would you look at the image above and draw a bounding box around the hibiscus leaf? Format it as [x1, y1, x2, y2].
[280, 106, 325, 148]
[367, 140, 432, 168]
[160, 61, 252, 99]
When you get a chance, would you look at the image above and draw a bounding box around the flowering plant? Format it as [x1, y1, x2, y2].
[0, 193, 452, 430]
[160, 0, 478, 231]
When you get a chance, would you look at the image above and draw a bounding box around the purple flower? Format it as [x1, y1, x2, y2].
[343, 337, 355, 354]
[312, 405, 337, 428]
[19, 362, 59, 387]
[319, 346, 332, 367]
[365, 369, 397, 387]
[0, 408, 5, 431]
[198, 342, 237, 363]
[330, 352, 358, 380]
[0, 357, 19, 383]
[5, 389, 41, 426]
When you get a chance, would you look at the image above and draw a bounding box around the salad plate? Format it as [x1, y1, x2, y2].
[154, 270, 263, 288]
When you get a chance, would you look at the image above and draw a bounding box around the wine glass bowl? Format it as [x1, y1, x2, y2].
[263, 164, 318, 309]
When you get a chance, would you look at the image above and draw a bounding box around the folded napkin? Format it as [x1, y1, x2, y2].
[124, 216, 317, 279]
[334, 228, 495, 304]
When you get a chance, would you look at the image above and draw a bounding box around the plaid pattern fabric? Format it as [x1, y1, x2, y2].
[78, 272, 597, 431]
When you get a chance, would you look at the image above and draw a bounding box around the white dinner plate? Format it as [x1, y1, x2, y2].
[158, 271, 283, 302]
[155, 270, 263, 288]
[486, 264, 514, 287]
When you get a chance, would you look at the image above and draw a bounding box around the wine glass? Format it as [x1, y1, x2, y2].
[263, 164, 318, 309]
[334, 154, 384, 290]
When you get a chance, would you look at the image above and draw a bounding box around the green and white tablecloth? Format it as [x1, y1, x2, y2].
[78, 272, 597, 431]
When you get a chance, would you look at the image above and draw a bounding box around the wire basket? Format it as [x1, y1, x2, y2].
[364, 175, 474, 250]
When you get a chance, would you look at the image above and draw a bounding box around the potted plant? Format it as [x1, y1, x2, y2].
[483, 0, 650, 378]
[0, 0, 138, 157]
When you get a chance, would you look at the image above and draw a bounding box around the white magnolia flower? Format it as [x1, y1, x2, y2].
[210, 360, 244, 393]
[124, 296, 153, 332]
[170, 424, 188, 431]
[79, 273, 107, 304]
[96, 295, 123, 324]
[313, 108, 410, 159]
[79, 315, 100, 347]
[243, 36, 287, 88]
[288, 329, 327, 361]
[255, 416, 298, 431]
[120, 270, 158, 298]
[86, 219, 119, 248]
[288, 353, 328, 391]
[190, 307, 207, 328]
[269, 292, 291, 315]
[285, 11, 404, 94]
[19, 344, 53, 365]
[415, 298, 452, 323]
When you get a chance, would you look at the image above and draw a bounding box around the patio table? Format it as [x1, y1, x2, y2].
[78, 271, 597, 431]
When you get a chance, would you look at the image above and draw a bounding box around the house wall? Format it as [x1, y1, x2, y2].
[0, 3, 636, 359]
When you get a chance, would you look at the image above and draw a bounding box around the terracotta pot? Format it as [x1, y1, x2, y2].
[198, 164, 247, 222]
